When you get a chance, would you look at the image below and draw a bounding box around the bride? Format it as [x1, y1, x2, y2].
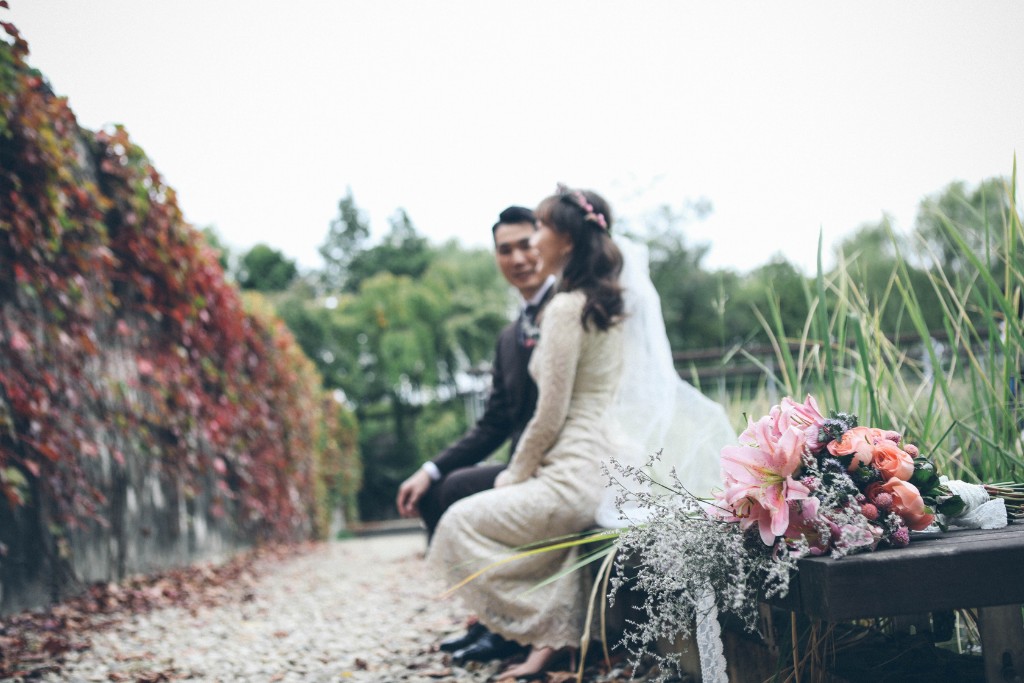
[429, 186, 734, 681]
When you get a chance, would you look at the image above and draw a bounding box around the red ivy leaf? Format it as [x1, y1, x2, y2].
[9, 329, 31, 352]
[4, 487, 23, 508]
[25, 439, 59, 462]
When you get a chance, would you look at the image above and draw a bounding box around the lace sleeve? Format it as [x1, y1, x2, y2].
[501, 292, 584, 484]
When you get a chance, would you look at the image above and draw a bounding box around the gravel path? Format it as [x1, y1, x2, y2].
[38, 533, 642, 683]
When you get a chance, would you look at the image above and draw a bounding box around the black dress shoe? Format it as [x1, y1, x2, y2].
[452, 631, 524, 665]
[439, 622, 488, 652]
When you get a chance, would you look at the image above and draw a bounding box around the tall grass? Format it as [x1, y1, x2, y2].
[738, 164, 1024, 484]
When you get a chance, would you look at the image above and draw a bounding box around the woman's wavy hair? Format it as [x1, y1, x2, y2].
[535, 188, 624, 331]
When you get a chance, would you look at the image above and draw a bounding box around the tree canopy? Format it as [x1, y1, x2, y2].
[237, 243, 298, 291]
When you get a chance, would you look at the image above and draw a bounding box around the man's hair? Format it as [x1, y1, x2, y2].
[492, 206, 536, 235]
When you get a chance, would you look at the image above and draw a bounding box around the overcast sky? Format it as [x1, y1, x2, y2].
[8, 2, 1024, 274]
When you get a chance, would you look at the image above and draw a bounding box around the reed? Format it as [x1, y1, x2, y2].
[742, 162, 1023, 485]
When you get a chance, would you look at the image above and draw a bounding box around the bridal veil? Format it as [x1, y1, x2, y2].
[595, 236, 737, 528]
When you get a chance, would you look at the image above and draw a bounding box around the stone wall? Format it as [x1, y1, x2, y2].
[0, 328, 248, 614]
[0, 26, 344, 615]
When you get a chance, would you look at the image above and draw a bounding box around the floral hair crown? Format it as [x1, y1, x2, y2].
[556, 183, 609, 231]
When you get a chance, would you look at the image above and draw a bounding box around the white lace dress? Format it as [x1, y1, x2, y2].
[429, 290, 623, 649]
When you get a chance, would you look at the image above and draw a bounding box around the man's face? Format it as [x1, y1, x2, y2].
[494, 222, 545, 299]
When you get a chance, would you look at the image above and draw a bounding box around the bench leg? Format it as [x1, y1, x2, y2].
[978, 604, 1024, 682]
[757, 603, 779, 657]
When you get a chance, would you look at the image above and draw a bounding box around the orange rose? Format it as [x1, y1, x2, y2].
[881, 478, 934, 531]
[828, 426, 875, 470]
[864, 481, 885, 501]
[873, 441, 915, 481]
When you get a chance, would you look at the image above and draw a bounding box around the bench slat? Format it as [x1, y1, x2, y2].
[773, 523, 1024, 620]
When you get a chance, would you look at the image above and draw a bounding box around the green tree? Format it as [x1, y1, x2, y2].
[424, 240, 512, 370]
[319, 188, 370, 292]
[237, 243, 298, 291]
[834, 219, 948, 337]
[913, 177, 1014, 277]
[639, 204, 736, 350]
[345, 209, 432, 292]
[333, 272, 449, 517]
[728, 257, 809, 345]
[274, 236, 512, 519]
[272, 280, 350, 390]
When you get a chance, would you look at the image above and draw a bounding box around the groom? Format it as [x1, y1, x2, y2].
[395, 205, 553, 664]
[396, 205, 553, 536]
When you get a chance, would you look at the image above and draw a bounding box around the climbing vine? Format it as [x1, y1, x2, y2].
[0, 15, 359, 542]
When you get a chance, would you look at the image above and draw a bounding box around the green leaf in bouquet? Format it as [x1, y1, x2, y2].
[936, 494, 967, 517]
[850, 465, 879, 488]
[910, 458, 940, 491]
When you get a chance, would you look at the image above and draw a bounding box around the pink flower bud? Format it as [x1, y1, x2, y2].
[873, 492, 894, 511]
[890, 526, 910, 548]
[861, 503, 879, 521]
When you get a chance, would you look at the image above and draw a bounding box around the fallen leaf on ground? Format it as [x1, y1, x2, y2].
[0, 542, 316, 679]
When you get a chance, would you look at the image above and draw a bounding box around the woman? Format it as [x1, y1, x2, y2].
[430, 186, 625, 680]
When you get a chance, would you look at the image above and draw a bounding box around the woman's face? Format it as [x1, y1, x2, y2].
[530, 220, 573, 276]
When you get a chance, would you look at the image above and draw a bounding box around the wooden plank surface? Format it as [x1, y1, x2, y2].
[774, 523, 1024, 621]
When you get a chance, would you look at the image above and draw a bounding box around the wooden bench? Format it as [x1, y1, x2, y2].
[772, 523, 1024, 682]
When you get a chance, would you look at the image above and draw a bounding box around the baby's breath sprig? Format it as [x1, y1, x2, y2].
[605, 457, 798, 682]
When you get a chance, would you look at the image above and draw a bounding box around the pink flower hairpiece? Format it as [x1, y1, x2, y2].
[556, 183, 609, 231]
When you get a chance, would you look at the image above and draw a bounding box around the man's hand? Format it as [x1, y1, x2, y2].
[396, 469, 432, 517]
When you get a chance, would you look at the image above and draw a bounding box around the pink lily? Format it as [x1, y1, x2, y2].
[775, 394, 828, 451]
[720, 419, 814, 545]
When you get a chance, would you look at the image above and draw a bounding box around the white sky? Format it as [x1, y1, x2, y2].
[8, 1, 1024, 274]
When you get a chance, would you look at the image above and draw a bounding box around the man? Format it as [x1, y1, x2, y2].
[395, 205, 553, 663]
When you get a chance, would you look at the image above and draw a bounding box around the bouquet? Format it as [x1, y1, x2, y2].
[712, 394, 1004, 557]
[608, 394, 1014, 682]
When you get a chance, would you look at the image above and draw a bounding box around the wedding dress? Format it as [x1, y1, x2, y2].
[429, 238, 736, 657]
[429, 289, 624, 649]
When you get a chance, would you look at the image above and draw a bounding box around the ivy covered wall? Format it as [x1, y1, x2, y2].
[0, 19, 360, 613]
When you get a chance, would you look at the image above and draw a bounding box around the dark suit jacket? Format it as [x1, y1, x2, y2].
[431, 318, 538, 475]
